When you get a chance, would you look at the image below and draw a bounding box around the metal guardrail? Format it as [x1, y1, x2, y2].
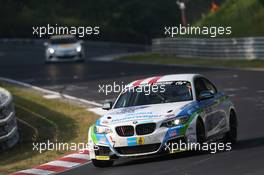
[0, 87, 19, 151]
[152, 37, 264, 60]
[0, 38, 148, 50]
[0, 39, 149, 57]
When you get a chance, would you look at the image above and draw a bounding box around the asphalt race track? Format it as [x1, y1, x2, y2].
[1, 42, 264, 175]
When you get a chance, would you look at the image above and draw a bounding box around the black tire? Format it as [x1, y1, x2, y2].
[196, 118, 206, 144]
[92, 159, 114, 168]
[225, 110, 237, 144]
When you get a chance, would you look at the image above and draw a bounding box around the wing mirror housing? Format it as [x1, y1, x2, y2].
[198, 90, 214, 101]
[102, 101, 113, 110]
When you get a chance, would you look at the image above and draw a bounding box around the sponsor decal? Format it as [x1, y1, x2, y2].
[98, 136, 107, 143]
[136, 137, 145, 145]
[127, 137, 137, 146]
[127, 137, 145, 146]
[96, 156, 110, 160]
[163, 127, 182, 142]
[111, 114, 160, 123]
[102, 120, 109, 124]
[96, 134, 110, 146]
[109, 106, 149, 115]
[126, 111, 153, 116]
[168, 129, 177, 137]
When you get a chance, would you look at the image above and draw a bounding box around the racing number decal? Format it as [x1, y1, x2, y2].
[136, 137, 145, 145]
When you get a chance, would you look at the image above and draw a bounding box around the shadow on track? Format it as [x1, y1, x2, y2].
[113, 137, 264, 167]
[233, 137, 264, 151]
[114, 150, 207, 167]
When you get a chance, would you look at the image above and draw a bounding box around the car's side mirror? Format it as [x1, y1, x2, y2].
[198, 90, 214, 101]
[102, 101, 113, 110]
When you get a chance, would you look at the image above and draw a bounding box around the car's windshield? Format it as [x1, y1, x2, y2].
[114, 81, 193, 108]
[50, 37, 77, 44]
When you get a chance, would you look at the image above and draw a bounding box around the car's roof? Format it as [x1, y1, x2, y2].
[50, 35, 76, 40]
[127, 74, 202, 87]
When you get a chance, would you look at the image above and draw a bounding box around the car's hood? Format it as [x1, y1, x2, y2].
[98, 101, 192, 126]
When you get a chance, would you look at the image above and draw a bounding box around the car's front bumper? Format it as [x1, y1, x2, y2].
[46, 51, 84, 62]
[88, 123, 194, 161]
[46, 56, 84, 62]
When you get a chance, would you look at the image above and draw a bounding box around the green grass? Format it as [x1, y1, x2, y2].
[119, 53, 264, 69]
[196, 0, 264, 37]
[0, 83, 99, 174]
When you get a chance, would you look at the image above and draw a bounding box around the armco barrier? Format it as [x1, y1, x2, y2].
[0, 39, 149, 52]
[0, 87, 19, 151]
[0, 39, 149, 60]
[152, 37, 264, 60]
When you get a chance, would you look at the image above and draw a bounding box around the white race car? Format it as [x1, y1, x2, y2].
[88, 74, 237, 167]
[44, 35, 84, 63]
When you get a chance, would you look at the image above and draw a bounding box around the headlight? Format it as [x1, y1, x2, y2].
[161, 115, 189, 127]
[95, 125, 112, 134]
[48, 48, 55, 54]
[76, 46, 82, 52]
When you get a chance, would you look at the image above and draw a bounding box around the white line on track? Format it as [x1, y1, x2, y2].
[0, 77, 102, 107]
[43, 94, 61, 99]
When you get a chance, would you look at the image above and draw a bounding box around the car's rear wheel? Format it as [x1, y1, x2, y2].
[196, 118, 206, 144]
[224, 110, 237, 144]
[92, 159, 114, 168]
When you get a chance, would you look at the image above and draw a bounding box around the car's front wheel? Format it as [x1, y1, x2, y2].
[196, 118, 206, 144]
[224, 110, 237, 144]
[91, 159, 114, 168]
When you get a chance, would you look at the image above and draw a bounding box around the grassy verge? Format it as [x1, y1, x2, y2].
[0, 83, 99, 174]
[196, 0, 264, 37]
[119, 53, 264, 69]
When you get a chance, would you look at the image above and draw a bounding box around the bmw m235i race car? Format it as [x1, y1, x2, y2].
[88, 74, 238, 167]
